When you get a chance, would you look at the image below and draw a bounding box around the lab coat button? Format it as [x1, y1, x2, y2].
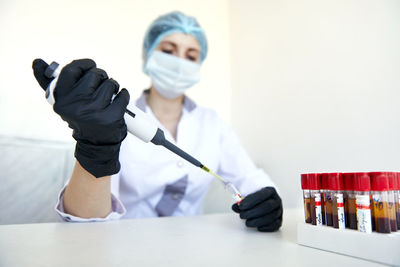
[177, 161, 183, 168]
[172, 193, 179, 200]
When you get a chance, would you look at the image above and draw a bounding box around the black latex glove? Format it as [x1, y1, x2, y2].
[32, 58, 130, 178]
[232, 187, 283, 232]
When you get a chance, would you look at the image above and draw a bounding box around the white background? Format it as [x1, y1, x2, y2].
[1, 0, 399, 209]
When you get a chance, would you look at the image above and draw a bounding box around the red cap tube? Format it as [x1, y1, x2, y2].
[327, 173, 343, 191]
[370, 172, 389, 191]
[397, 173, 400, 190]
[301, 174, 308, 190]
[342, 173, 354, 191]
[320, 173, 329, 190]
[388, 172, 398, 191]
[353, 172, 370, 192]
[307, 173, 320, 190]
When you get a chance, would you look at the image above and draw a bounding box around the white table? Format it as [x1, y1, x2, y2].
[0, 209, 385, 267]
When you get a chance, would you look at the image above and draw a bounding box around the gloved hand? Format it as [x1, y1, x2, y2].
[32, 58, 130, 178]
[232, 187, 283, 232]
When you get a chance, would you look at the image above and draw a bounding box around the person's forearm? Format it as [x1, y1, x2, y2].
[63, 161, 112, 218]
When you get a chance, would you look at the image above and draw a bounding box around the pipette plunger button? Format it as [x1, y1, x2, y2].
[44, 61, 59, 79]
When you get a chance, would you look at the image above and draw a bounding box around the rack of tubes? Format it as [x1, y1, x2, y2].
[297, 172, 400, 266]
[301, 172, 400, 233]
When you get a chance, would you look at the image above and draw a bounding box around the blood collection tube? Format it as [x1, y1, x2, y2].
[388, 172, 398, 232]
[396, 172, 400, 229]
[321, 173, 333, 227]
[396, 173, 400, 229]
[308, 173, 323, 226]
[319, 173, 326, 225]
[301, 174, 311, 224]
[343, 173, 357, 230]
[328, 173, 345, 229]
[353, 172, 372, 233]
[370, 172, 391, 233]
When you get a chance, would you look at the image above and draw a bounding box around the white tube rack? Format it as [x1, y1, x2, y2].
[297, 222, 400, 266]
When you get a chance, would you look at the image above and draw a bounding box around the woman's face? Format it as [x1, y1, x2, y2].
[155, 33, 201, 63]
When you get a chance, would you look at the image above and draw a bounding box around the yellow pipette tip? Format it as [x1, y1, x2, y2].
[201, 165, 243, 203]
[201, 165, 227, 183]
[201, 166, 210, 172]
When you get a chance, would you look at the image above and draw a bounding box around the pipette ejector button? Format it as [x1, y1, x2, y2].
[44, 62, 60, 79]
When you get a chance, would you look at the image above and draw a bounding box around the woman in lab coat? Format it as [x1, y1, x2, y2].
[34, 11, 283, 232]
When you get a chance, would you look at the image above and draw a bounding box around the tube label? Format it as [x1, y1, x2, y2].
[356, 194, 372, 234]
[315, 193, 323, 226]
[336, 193, 345, 229]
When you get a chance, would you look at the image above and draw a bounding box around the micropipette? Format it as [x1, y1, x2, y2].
[42, 61, 243, 203]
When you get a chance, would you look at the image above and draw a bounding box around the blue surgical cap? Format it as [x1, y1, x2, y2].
[142, 11, 208, 67]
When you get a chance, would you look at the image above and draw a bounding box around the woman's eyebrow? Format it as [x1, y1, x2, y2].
[159, 41, 177, 48]
[187, 48, 200, 53]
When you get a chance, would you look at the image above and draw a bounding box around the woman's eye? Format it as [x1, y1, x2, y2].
[187, 55, 197, 61]
[162, 50, 173, 54]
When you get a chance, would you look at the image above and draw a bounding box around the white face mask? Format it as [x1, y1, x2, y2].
[145, 51, 201, 99]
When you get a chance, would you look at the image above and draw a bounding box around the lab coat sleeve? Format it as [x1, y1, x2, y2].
[216, 117, 278, 197]
[54, 173, 126, 222]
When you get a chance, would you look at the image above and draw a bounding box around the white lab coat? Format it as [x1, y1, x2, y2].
[55, 91, 277, 222]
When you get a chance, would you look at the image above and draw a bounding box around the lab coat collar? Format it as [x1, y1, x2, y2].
[135, 89, 197, 113]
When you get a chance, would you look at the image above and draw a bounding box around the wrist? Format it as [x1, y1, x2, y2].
[75, 141, 122, 178]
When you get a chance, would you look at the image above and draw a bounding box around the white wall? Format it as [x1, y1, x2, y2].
[229, 0, 400, 208]
[0, 0, 231, 141]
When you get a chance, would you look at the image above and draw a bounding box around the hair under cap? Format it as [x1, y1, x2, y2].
[142, 11, 208, 73]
